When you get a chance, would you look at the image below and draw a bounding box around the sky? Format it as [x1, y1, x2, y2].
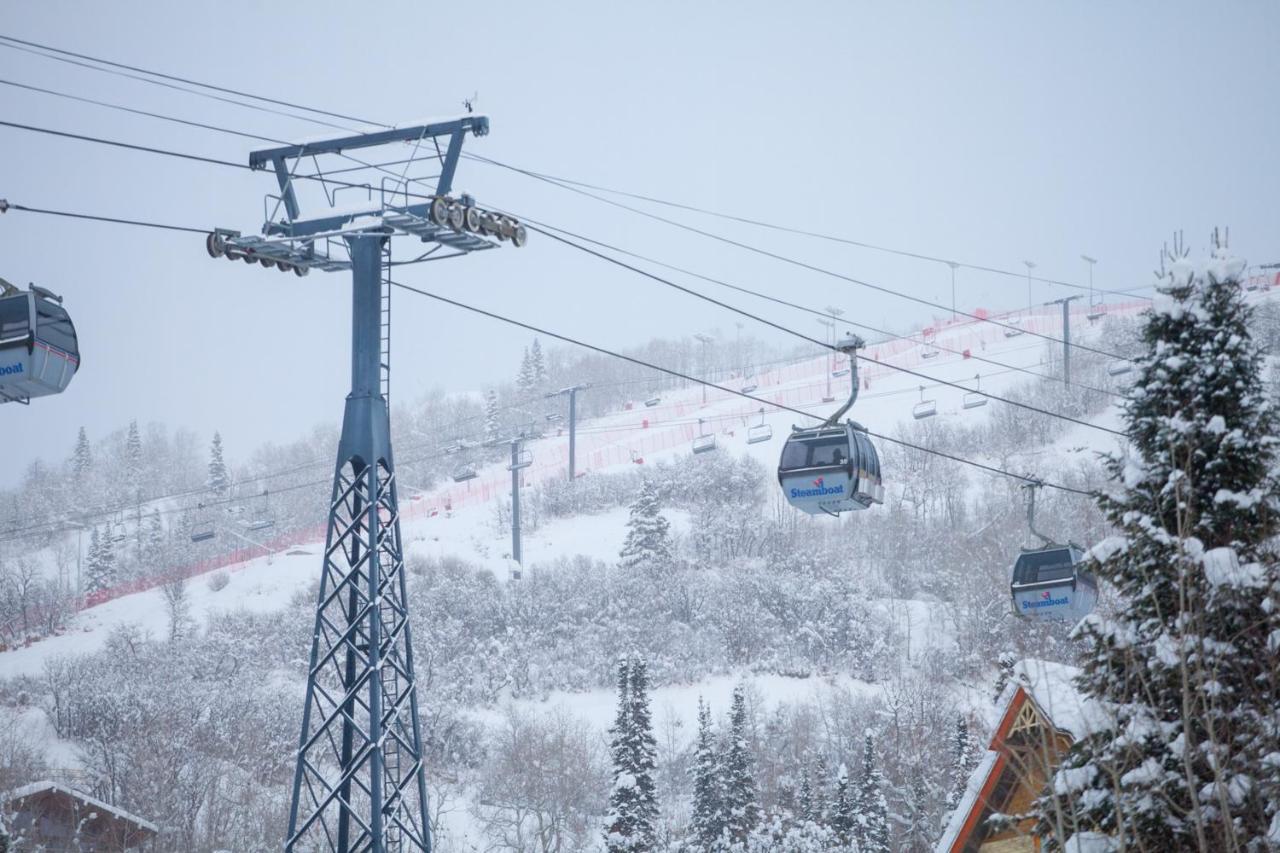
[2, 1, 1278, 485]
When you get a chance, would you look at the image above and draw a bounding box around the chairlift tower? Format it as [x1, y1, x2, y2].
[207, 115, 524, 853]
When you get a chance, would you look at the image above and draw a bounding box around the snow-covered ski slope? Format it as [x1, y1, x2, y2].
[0, 295, 1158, 678]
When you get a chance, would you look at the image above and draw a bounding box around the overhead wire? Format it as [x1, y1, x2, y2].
[468, 154, 1137, 362]
[0, 117, 1134, 424]
[517, 222, 1128, 437]
[1, 188, 1128, 439]
[0, 79, 1135, 407]
[0, 200, 1102, 499]
[464, 153, 1153, 302]
[0, 35, 1148, 348]
[508, 211, 1130, 402]
[2, 75, 1100, 391]
[385, 276, 1100, 497]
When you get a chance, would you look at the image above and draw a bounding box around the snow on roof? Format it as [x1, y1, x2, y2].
[934, 659, 1108, 853]
[5, 780, 159, 833]
[934, 748, 1000, 852]
[1013, 659, 1108, 741]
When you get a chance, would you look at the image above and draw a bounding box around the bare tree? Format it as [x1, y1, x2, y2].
[472, 706, 608, 852]
[159, 577, 191, 641]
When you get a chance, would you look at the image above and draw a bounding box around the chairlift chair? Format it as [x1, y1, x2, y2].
[1086, 302, 1106, 322]
[832, 368, 850, 378]
[778, 334, 885, 516]
[508, 449, 533, 471]
[1009, 482, 1097, 622]
[962, 374, 988, 410]
[692, 419, 717, 454]
[190, 502, 216, 543]
[0, 282, 81, 404]
[912, 386, 938, 420]
[746, 408, 773, 444]
[451, 465, 478, 482]
[644, 396, 661, 407]
[245, 489, 276, 532]
[741, 383, 758, 394]
[1003, 316, 1024, 338]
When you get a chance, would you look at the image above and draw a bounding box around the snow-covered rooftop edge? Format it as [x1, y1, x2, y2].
[934, 658, 1107, 852]
[5, 780, 159, 833]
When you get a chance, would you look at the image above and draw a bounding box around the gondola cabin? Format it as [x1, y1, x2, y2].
[0, 283, 80, 404]
[1010, 545, 1097, 621]
[778, 422, 884, 515]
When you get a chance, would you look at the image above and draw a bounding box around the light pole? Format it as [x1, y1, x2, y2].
[1023, 260, 1037, 313]
[546, 384, 588, 482]
[1081, 254, 1097, 307]
[816, 317, 835, 401]
[946, 261, 960, 320]
[694, 334, 714, 406]
[1050, 296, 1082, 385]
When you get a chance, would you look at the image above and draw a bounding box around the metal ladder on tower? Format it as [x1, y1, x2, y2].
[380, 242, 392, 404]
[379, 600, 404, 852]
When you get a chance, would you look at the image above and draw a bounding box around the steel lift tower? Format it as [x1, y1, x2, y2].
[207, 116, 524, 853]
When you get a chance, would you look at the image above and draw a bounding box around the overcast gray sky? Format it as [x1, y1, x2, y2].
[2, 1, 1277, 485]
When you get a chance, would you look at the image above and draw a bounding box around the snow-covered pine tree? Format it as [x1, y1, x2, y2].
[618, 479, 673, 570]
[854, 732, 889, 852]
[813, 755, 832, 825]
[1039, 241, 1280, 850]
[72, 426, 91, 482]
[947, 713, 973, 811]
[207, 432, 229, 495]
[690, 697, 723, 850]
[626, 657, 659, 848]
[530, 337, 547, 385]
[605, 655, 658, 852]
[606, 657, 636, 850]
[142, 511, 165, 572]
[516, 347, 535, 393]
[830, 763, 854, 847]
[721, 684, 760, 844]
[484, 390, 501, 444]
[797, 763, 815, 824]
[84, 526, 115, 595]
[125, 419, 143, 488]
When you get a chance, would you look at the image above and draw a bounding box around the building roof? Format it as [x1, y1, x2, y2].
[935, 659, 1104, 852]
[5, 780, 159, 834]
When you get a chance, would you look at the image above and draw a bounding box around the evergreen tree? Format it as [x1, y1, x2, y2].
[207, 431, 229, 495]
[626, 658, 658, 847]
[72, 426, 91, 482]
[690, 697, 723, 850]
[605, 655, 658, 852]
[813, 755, 831, 825]
[1039, 243, 1280, 849]
[516, 347, 535, 393]
[530, 337, 547, 385]
[141, 511, 165, 572]
[854, 733, 889, 852]
[484, 390, 501, 444]
[721, 684, 760, 844]
[125, 419, 143, 487]
[84, 526, 115, 595]
[829, 763, 855, 847]
[619, 479, 673, 570]
[797, 763, 815, 825]
[947, 713, 974, 811]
